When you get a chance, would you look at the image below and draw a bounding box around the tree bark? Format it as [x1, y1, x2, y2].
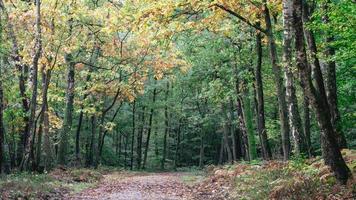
[136, 106, 145, 169]
[302, 87, 312, 157]
[322, 1, 347, 148]
[0, 0, 30, 166]
[174, 118, 182, 169]
[75, 47, 99, 161]
[199, 135, 205, 167]
[223, 118, 232, 163]
[292, 0, 351, 184]
[20, 0, 42, 170]
[87, 116, 96, 167]
[229, 100, 237, 161]
[161, 82, 169, 170]
[282, 0, 306, 155]
[255, 30, 272, 160]
[242, 87, 257, 160]
[41, 68, 52, 170]
[263, 0, 291, 160]
[58, 53, 75, 165]
[143, 86, 157, 169]
[130, 100, 136, 170]
[0, 56, 5, 174]
[235, 72, 249, 160]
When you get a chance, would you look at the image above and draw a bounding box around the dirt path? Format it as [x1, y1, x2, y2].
[68, 172, 197, 200]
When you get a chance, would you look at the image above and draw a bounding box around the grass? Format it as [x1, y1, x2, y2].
[0, 168, 105, 199]
[230, 153, 356, 200]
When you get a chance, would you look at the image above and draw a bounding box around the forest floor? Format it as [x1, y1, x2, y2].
[67, 172, 201, 200]
[1, 149, 356, 200]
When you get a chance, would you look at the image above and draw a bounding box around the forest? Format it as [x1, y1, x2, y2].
[0, 0, 355, 199]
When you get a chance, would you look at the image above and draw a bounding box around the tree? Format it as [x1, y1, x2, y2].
[291, 0, 351, 184]
[322, 0, 347, 148]
[282, 0, 306, 155]
[58, 53, 75, 165]
[0, 46, 4, 174]
[20, 0, 42, 170]
[143, 85, 157, 169]
[254, 30, 272, 160]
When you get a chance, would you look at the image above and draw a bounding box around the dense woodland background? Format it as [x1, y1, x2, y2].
[0, 0, 355, 185]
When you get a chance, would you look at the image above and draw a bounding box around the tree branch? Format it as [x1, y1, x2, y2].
[214, 4, 266, 34]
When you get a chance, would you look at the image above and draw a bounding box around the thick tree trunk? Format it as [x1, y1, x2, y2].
[75, 47, 99, 161]
[255, 31, 272, 160]
[219, 137, 224, 164]
[242, 87, 257, 160]
[124, 133, 128, 169]
[20, 0, 42, 170]
[161, 82, 169, 170]
[223, 119, 232, 163]
[303, 88, 312, 157]
[99, 101, 123, 158]
[282, 0, 306, 155]
[301, 1, 347, 154]
[41, 68, 52, 170]
[130, 100, 136, 170]
[235, 76, 249, 160]
[35, 122, 43, 170]
[174, 118, 181, 169]
[229, 100, 237, 161]
[0, 1, 30, 167]
[87, 116, 96, 167]
[0, 57, 4, 174]
[199, 135, 205, 167]
[143, 87, 157, 169]
[263, 0, 291, 160]
[293, 0, 351, 184]
[58, 53, 75, 165]
[118, 131, 122, 162]
[136, 106, 145, 169]
[9, 124, 16, 170]
[75, 112, 83, 161]
[322, 1, 347, 149]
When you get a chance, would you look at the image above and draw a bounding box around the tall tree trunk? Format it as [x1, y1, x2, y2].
[301, 2, 323, 157]
[0, 56, 4, 174]
[263, 0, 291, 160]
[87, 116, 96, 167]
[20, 0, 42, 170]
[75, 47, 99, 161]
[130, 100, 136, 170]
[223, 118, 232, 163]
[235, 73, 249, 160]
[58, 53, 75, 165]
[199, 135, 205, 167]
[136, 106, 145, 169]
[255, 30, 272, 160]
[303, 87, 312, 157]
[242, 87, 257, 160]
[35, 122, 43, 170]
[41, 68, 52, 170]
[292, 0, 351, 184]
[124, 132, 128, 169]
[322, 1, 347, 149]
[161, 82, 169, 170]
[282, 0, 306, 155]
[174, 118, 181, 169]
[0, 0, 30, 167]
[229, 100, 237, 161]
[143, 87, 157, 169]
[118, 131, 122, 163]
[75, 111, 83, 161]
[9, 123, 16, 169]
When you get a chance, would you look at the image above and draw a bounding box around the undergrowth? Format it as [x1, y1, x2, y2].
[0, 167, 105, 199]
